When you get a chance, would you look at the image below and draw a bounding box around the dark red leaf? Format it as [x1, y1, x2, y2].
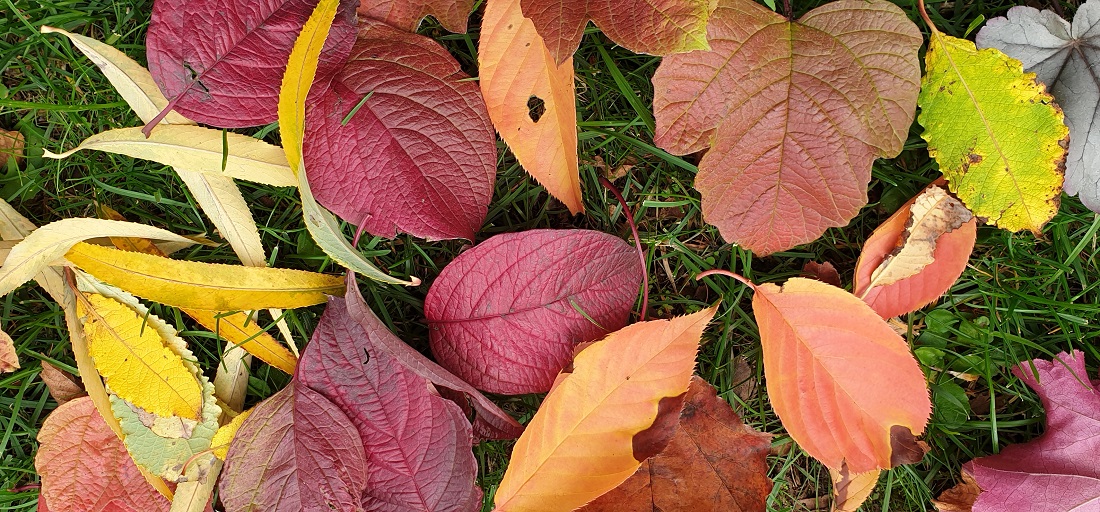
[801, 261, 841, 288]
[424, 229, 642, 394]
[146, 0, 356, 128]
[304, 19, 496, 241]
[357, 0, 473, 33]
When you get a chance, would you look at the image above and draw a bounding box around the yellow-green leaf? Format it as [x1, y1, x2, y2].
[65, 242, 344, 311]
[918, 32, 1068, 233]
[211, 408, 253, 460]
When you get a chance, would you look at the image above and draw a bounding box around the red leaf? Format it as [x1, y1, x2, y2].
[424, 229, 642, 394]
[962, 351, 1100, 512]
[34, 397, 170, 512]
[357, 0, 473, 33]
[146, 0, 357, 128]
[298, 296, 482, 511]
[304, 19, 496, 241]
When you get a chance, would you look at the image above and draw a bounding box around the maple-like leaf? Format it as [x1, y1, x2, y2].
[39, 361, 85, 405]
[424, 229, 641, 394]
[520, 0, 710, 65]
[479, 0, 582, 214]
[959, 351, 1100, 511]
[303, 19, 496, 241]
[358, 0, 473, 33]
[493, 307, 716, 512]
[579, 376, 773, 511]
[854, 181, 977, 319]
[652, 0, 922, 255]
[977, 1, 1100, 213]
[35, 397, 170, 512]
[918, 27, 1068, 233]
[145, 0, 357, 128]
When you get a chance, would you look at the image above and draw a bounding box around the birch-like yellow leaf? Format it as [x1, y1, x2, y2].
[79, 293, 203, 419]
[211, 408, 253, 460]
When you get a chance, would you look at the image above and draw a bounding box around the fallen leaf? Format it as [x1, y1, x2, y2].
[39, 361, 85, 404]
[304, 19, 496, 241]
[145, 0, 357, 128]
[425, 229, 642, 394]
[580, 376, 773, 511]
[519, 0, 710, 65]
[962, 351, 1100, 511]
[830, 468, 880, 512]
[918, 28, 1068, 233]
[211, 409, 253, 460]
[867, 186, 972, 287]
[493, 307, 716, 512]
[977, 1, 1100, 213]
[0, 129, 25, 168]
[358, 0, 473, 33]
[801, 261, 841, 288]
[752, 277, 930, 472]
[652, 0, 922, 255]
[0, 329, 16, 373]
[35, 397, 170, 512]
[933, 471, 980, 512]
[854, 181, 977, 319]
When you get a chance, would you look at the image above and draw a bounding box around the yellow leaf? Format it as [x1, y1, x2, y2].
[493, 307, 716, 512]
[187, 310, 296, 374]
[79, 293, 203, 419]
[65, 242, 344, 311]
[480, 0, 582, 214]
[831, 468, 880, 512]
[211, 408, 253, 460]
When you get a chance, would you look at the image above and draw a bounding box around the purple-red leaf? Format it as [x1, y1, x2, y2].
[303, 19, 496, 241]
[146, 0, 357, 128]
[298, 296, 481, 511]
[424, 229, 642, 394]
[961, 351, 1100, 511]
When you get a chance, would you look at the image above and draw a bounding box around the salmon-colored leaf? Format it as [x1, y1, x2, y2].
[0, 329, 16, 373]
[480, 0, 582, 214]
[304, 19, 496, 241]
[493, 307, 716, 511]
[358, 0, 472, 33]
[425, 229, 641, 394]
[39, 361, 85, 405]
[652, 0, 922, 255]
[753, 277, 930, 472]
[580, 376, 773, 512]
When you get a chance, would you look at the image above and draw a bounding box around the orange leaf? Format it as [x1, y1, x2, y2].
[493, 307, 716, 511]
[753, 278, 930, 472]
[479, 0, 582, 214]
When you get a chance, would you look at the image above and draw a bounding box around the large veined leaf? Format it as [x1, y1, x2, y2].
[652, 0, 922, 255]
[304, 19, 496, 241]
[357, 0, 472, 33]
[519, 0, 709, 65]
[425, 229, 641, 394]
[918, 27, 1068, 233]
[977, 0, 1100, 214]
[145, 0, 356, 128]
[479, 0, 581, 214]
[493, 307, 716, 511]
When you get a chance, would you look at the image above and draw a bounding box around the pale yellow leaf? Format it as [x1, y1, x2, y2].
[830, 468, 880, 512]
[867, 185, 974, 289]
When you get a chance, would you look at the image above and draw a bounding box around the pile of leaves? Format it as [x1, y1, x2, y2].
[2, 0, 1099, 510]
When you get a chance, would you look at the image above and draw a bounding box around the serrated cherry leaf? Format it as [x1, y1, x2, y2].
[976, 1, 1100, 213]
[652, 0, 922, 255]
[959, 350, 1100, 512]
[519, 0, 710, 65]
[146, 0, 356, 128]
[35, 397, 170, 512]
[357, 0, 473, 33]
[424, 229, 642, 394]
[303, 19, 496, 241]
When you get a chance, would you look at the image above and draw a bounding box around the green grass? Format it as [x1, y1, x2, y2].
[2, 0, 1098, 510]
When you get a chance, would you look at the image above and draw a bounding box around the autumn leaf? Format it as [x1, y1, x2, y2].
[977, 1, 1100, 214]
[519, 0, 709, 65]
[35, 397, 171, 512]
[39, 361, 85, 404]
[0, 329, 16, 373]
[424, 229, 641, 394]
[830, 468, 880, 512]
[580, 376, 773, 511]
[854, 182, 977, 319]
[1, 128, 25, 168]
[952, 351, 1100, 511]
[304, 19, 496, 241]
[145, 0, 357, 129]
[211, 409, 253, 460]
[933, 472, 981, 512]
[493, 307, 716, 511]
[801, 261, 841, 288]
[918, 20, 1068, 233]
[358, 0, 473, 33]
[652, 0, 922, 255]
[479, 0, 582, 214]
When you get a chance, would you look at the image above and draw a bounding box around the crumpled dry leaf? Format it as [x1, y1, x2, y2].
[39, 361, 85, 404]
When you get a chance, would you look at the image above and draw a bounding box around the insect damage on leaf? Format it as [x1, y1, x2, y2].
[867, 186, 973, 289]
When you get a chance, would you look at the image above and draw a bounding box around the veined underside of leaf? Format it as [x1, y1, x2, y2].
[357, 0, 473, 33]
[145, 0, 357, 128]
[752, 278, 930, 473]
[479, 0, 582, 214]
[918, 31, 1068, 233]
[493, 307, 716, 512]
[304, 19, 496, 241]
[519, 0, 710, 65]
[652, 0, 922, 255]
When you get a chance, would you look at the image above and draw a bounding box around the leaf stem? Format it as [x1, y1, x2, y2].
[916, 0, 938, 34]
[599, 176, 649, 321]
[695, 269, 757, 291]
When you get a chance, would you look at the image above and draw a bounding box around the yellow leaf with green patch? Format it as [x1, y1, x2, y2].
[917, 31, 1068, 233]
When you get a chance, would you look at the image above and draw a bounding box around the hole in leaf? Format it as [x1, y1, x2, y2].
[527, 96, 546, 123]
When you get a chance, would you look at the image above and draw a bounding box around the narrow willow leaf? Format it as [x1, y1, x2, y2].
[187, 309, 296, 375]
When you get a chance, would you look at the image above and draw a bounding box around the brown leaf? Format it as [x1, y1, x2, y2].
[39, 361, 85, 404]
[801, 261, 841, 287]
[580, 376, 773, 511]
[0, 129, 24, 168]
[933, 470, 980, 512]
[830, 467, 879, 512]
[0, 329, 17, 373]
